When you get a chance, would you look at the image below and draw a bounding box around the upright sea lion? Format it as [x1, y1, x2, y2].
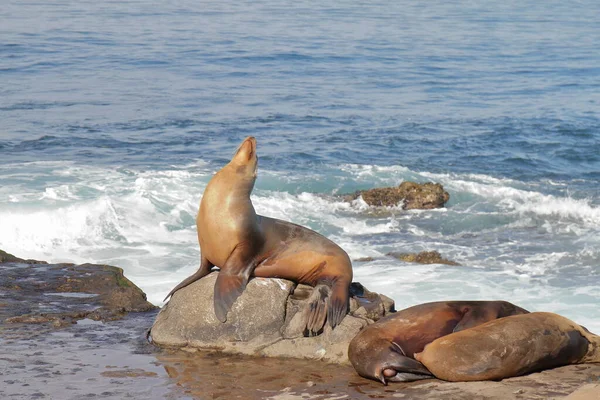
[165, 136, 353, 334]
[414, 311, 600, 382]
[348, 300, 529, 384]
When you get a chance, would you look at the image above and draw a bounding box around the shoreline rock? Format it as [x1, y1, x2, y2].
[150, 273, 394, 364]
[0, 249, 156, 326]
[346, 181, 450, 210]
[1, 249, 599, 399]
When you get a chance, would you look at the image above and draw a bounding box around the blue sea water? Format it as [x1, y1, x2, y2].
[1, 1, 599, 331]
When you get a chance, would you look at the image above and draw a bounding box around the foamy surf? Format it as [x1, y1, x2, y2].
[0, 161, 598, 332]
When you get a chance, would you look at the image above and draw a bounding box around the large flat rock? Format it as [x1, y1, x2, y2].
[150, 272, 394, 364]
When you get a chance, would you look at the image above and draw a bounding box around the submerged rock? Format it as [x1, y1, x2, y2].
[353, 256, 376, 262]
[387, 250, 460, 266]
[0, 249, 156, 326]
[150, 272, 394, 364]
[347, 181, 450, 210]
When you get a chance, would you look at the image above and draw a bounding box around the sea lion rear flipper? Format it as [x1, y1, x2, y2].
[213, 244, 256, 322]
[303, 285, 330, 336]
[302, 281, 349, 335]
[327, 281, 349, 329]
[163, 256, 214, 301]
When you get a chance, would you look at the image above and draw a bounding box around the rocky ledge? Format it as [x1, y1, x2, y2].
[150, 272, 394, 364]
[346, 181, 450, 210]
[0, 249, 156, 326]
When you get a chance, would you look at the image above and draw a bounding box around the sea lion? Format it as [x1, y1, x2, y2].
[348, 300, 529, 384]
[414, 312, 600, 382]
[165, 136, 353, 334]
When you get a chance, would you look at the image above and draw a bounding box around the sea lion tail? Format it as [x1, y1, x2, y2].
[213, 272, 249, 323]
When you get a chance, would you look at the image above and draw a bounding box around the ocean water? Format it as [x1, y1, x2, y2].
[1, 1, 599, 332]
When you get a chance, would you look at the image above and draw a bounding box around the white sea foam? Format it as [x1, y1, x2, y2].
[1, 161, 598, 332]
[354, 261, 600, 333]
[342, 163, 600, 228]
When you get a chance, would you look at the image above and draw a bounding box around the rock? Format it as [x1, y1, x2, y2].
[150, 272, 394, 364]
[0, 249, 156, 325]
[347, 181, 450, 210]
[1, 249, 597, 399]
[151, 273, 294, 349]
[387, 250, 460, 266]
[156, 350, 600, 400]
[565, 383, 600, 399]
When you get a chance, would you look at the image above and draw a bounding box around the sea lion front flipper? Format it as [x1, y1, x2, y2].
[452, 306, 489, 332]
[213, 244, 257, 322]
[163, 256, 214, 301]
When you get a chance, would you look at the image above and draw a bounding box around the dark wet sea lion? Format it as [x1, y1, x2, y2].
[414, 311, 600, 382]
[165, 136, 353, 334]
[348, 300, 529, 384]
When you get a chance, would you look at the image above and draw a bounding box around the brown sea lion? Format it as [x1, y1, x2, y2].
[348, 300, 529, 384]
[165, 136, 353, 334]
[414, 311, 600, 382]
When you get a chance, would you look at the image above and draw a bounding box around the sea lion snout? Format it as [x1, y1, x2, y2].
[232, 136, 258, 177]
[235, 136, 257, 160]
[350, 339, 432, 385]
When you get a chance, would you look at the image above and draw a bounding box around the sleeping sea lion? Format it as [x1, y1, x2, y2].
[348, 300, 529, 384]
[165, 136, 353, 334]
[414, 311, 600, 382]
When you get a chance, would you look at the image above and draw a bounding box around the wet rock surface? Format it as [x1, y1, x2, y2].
[387, 250, 460, 266]
[347, 181, 450, 210]
[1, 249, 599, 399]
[150, 273, 394, 364]
[0, 250, 156, 326]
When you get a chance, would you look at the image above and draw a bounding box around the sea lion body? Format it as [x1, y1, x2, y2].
[166, 137, 352, 334]
[348, 300, 529, 384]
[414, 311, 600, 382]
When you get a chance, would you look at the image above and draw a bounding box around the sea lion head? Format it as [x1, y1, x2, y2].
[349, 336, 432, 385]
[229, 136, 258, 180]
